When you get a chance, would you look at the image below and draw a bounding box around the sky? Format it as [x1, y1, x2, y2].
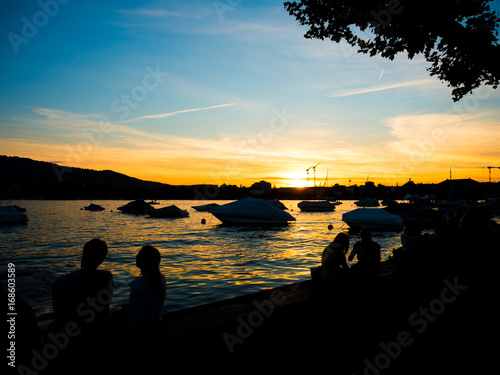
[1, 0, 500, 188]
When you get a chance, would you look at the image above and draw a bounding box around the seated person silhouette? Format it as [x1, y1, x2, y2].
[321, 232, 350, 285]
[51, 238, 114, 336]
[348, 228, 381, 280]
[128, 245, 166, 345]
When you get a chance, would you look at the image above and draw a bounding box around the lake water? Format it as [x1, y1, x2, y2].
[1, 199, 407, 327]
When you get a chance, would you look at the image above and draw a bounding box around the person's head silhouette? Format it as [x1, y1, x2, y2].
[81, 238, 108, 268]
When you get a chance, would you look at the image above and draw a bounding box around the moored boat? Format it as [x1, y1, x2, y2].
[0, 206, 28, 224]
[192, 203, 220, 212]
[146, 205, 189, 218]
[209, 197, 296, 225]
[342, 208, 403, 230]
[84, 203, 105, 211]
[354, 198, 380, 207]
[484, 197, 500, 215]
[118, 199, 155, 214]
[267, 199, 287, 210]
[297, 200, 336, 212]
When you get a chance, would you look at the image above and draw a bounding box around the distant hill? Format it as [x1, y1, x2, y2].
[0, 155, 176, 199]
[0, 155, 167, 187]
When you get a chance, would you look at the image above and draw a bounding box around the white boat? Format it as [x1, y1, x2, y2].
[209, 197, 296, 225]
[342, 208, 403, 230]
[0, 206, 28, 224]
[297, 200, 336, 212]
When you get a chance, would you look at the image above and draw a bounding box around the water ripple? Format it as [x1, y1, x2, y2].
[0, 199, 405, 326]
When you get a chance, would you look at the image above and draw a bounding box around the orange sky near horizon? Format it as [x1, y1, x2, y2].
[1, 132, 499, 188]
[3, 102, 500, 188]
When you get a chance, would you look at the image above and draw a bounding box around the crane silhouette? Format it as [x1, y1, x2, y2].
[306, 163, 320, 187]
[452, 166, 500, 183]
[484, 166, 500, 183]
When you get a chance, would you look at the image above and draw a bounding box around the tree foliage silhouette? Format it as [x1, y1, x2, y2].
[284, 0, 500, 101]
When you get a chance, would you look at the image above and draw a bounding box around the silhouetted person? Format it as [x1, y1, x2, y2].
[425, 216, 454, 278]
[128, 245, 166, 345]
[49, 239, 114, 373]
[321, 232, 350, 284]
[52, 239, 114, 330]
[393, 221, 425, 271]
[348, 228, 381, 280]
[445, 209, 500, 375]
[454, 206, 499, 283]
[427, 216, 453, 250]
[400, 221, 424, 252]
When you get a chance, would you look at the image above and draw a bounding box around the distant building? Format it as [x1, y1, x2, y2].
[250, 180, 272, 190]
[437, 178, 481, 200]
[438, 178, 480, 188]
[365, 181, 375, 189]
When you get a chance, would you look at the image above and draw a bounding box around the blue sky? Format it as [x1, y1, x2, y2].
[1, 0, 500, 186]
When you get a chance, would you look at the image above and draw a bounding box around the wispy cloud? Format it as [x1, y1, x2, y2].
[116, 8, 183, 18]
[382, 111, 500, 181]
[329, 79, 434, 98]
[134, 103, 238, 120]
[377, 69, 385, 83]
[137, 10, 179, 17]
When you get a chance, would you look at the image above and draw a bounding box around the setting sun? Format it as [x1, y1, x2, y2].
[281, 172, 307, 188]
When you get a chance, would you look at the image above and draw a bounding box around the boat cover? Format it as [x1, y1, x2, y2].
[191, 203, 220, 211]
[0, 206, 28, 224]
[209, 197, 295, 224]
[342, 208, 403, 230]
[354, 198, 380, 207]
[118, 199, 155, 214]
[85, 203, 105, 211]
[267, 199, 287, 210]
[146, 205, 189, 218]
[298, 200, 336, 211]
